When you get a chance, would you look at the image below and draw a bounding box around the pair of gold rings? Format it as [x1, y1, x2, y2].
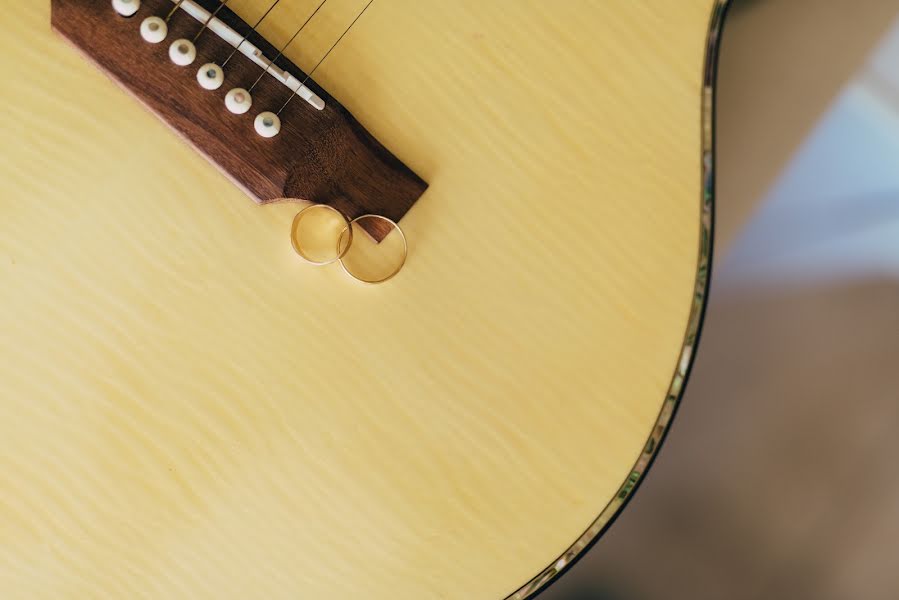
[290, 204, 408, 284]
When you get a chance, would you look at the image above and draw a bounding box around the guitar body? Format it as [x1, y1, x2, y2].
[0, 1, 722, 598]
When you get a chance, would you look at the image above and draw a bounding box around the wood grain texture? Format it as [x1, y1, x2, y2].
[51, 0, 427, 240]
[0, 1, 716, 599]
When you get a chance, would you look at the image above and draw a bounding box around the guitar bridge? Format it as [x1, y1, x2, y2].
[52, 0, 428, 241]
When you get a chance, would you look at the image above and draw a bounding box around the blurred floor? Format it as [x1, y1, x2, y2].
[541, 1, 899, 599]
[545, 281, 899, 600]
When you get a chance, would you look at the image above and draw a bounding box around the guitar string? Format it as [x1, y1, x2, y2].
[164, 0, 188, 22]
[192, 0, 231, 42]
[220, 0, 284, 68]
[248, 0, 330, 93]
[276, 0, 375, 116]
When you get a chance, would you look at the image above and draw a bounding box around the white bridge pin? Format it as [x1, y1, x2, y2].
[169, 0, 230, 67]
[254, 112, 281, 138]
[112, 0, 140, 18]
[197, 64, 224, 90]
[225, 88, 253, 115]
[139, 0, 186, 44]
[168, 39, 197, 66]
[140, 16, 167, 43]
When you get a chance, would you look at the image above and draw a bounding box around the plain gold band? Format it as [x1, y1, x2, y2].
[290, 204, 354, 266]
[337, 214, 408, 285]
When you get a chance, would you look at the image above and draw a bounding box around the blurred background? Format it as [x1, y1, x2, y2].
[543, 1, 899, 599]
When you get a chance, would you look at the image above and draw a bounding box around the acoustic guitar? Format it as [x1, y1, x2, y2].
[0, 1, 724, 598]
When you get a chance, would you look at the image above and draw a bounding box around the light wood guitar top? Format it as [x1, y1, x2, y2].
[0, 1, 719, 598]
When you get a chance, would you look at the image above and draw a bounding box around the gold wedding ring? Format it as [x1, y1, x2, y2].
[337, 214, 408, 285]
[290, 204, 353, 266]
